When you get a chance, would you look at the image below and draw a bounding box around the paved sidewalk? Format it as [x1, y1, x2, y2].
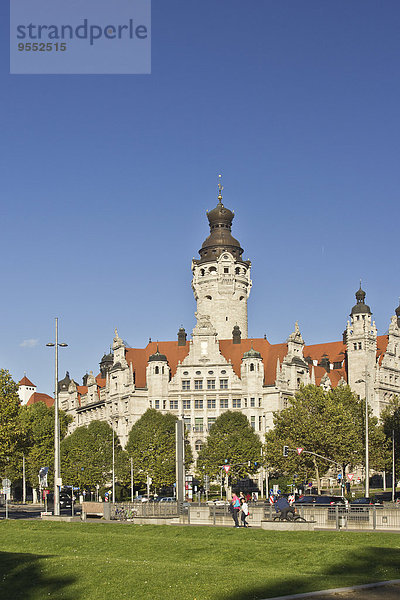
[266, 581, 400, 600]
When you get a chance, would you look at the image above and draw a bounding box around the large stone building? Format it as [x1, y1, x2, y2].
[60, 181, 400, 456]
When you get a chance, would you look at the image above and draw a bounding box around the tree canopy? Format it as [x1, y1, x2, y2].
[264, 384, 388, 492]
[0, 369, 22, 474]
[381, 395, 400, 474]
[126, 409, 192, 492]
[196, 411, 262, 480]
[61, 420, 125, 489]
[17, 401, 71, 488]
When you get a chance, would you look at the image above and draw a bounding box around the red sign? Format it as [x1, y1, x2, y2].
[347, 473, 354, 481]
[223, 465, 231, 473]
[296, 448, 303, 455]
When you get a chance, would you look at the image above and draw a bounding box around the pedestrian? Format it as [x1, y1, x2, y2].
[230, 493, 241, 527]
[240, 498, 249, 527]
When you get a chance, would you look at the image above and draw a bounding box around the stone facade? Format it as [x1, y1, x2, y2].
[60, 184, 400, 457]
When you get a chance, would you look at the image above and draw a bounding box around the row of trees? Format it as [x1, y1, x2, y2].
[1, 366, 400, 495]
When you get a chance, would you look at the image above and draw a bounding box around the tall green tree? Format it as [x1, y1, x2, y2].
[264, 384, 388, 493]
[196, 411, 262, 481]
[381, 395, 400, 476]
[126, 409, 192, 492]
[0, 369, 22, 475]
[17, 401, 71, 488]
[61, 420, 123, 489]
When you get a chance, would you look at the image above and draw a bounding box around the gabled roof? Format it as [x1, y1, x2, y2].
[19, 376, 35, 387]
[26, 392, 54, 408]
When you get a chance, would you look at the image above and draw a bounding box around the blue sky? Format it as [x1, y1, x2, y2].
[1, 1, 399, 396]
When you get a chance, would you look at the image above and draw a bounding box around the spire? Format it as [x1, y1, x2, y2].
[217, 174, 223, 202]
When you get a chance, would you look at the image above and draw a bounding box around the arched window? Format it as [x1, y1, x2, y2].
[195, 440, 203, 452]
[155, 366, 159, 374]
[205, 295, 212, 300]
[250, 363, 254, 372]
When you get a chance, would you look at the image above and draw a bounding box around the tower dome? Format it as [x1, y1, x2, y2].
[148, 345, 168, 362]
[351, 283, 371, 315]
[197, 176, 244, 264]
[242, 343, 261, 360]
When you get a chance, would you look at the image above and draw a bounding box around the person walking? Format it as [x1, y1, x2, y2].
[230, 493, 241, 527]
[240, 498, 249, 527]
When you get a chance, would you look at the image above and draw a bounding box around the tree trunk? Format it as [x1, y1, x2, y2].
[313, 457, 321, 494]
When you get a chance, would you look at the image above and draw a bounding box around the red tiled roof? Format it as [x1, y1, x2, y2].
[377, 335, 389, 365]
[27, 392, 54, 408]
[125, 341, 190, 388]
[303, 340, 346, 364]
[19, 376, 35, 387]
[82, 333, 390, 393]
[95, 375, 106, 388]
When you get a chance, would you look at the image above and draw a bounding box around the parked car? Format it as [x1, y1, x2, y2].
[133, 495, 150, 503]
[295, 495, 347, 507]
[158, 496, 176, 503]
[350, 496, 383, 507]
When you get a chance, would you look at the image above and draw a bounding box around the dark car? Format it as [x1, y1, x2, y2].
[295, 495, 347, 507]
[350, 496, 383, 507]
[374, 491, 400, 503]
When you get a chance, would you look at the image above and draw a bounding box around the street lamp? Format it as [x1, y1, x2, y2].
[46, 317, 68, 516]
[355, 373, 370, 498]
[109, 416, 119, 503]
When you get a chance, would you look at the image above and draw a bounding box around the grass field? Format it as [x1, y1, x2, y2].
[1, 521, 400, 600]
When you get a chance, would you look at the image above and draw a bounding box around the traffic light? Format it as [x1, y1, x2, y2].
[283, 445, 289, 457]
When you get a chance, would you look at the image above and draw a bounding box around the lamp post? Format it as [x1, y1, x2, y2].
[109, 416, 119, 503]
[356, 373, 370, 498]
[46, 318, 68, 516]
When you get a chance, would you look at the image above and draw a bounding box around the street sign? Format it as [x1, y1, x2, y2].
[223, 465, 231, 473]
[347, 473, 354, 481]
[2, 478, 11, 488]
[296, 448, 303, 455]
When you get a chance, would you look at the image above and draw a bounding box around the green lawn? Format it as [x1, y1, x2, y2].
[1, 521, 400, 600]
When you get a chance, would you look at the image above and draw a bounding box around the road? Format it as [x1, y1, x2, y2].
[0, 503, 81, 519]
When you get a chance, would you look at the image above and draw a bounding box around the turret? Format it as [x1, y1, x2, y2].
[346, 284, 377, 393]
[191, 176, 252, 339]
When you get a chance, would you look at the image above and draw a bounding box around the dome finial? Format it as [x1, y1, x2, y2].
[217, 174, 223, 202]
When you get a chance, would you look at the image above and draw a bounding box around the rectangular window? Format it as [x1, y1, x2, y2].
[155, 400, 160, 409]
[208, 417, 216, 430]
[207, 398, 216, 409]
[207, 379, 215, 390]
[194, 418, 203, 432]
[169, 400, 178, 410]
[149, 400, 152, 408]
[250, 397, 255, 407]
[259, 416, 262, 430]
[194, 379, 203, 390]
[195, 399, 203, 409]
[243, 398, 248, 408]
[163, 400, 166, 409]
[232, 399, 241, 408]
[183, 399, 191, 410]
[184, 417, 191, 431]
[258, 398, 262, 407]
[220, 398, 228, 408]
[251, 416, 256, 430]
[182, 380, 190, 391]
[220, 379, 228, 389]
